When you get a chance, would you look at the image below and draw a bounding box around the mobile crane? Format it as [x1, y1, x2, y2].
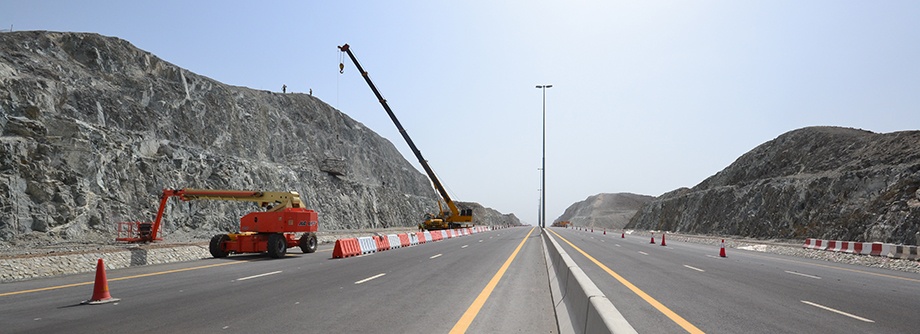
[116, 188, 319, 258]
[338, 43, 473, 230]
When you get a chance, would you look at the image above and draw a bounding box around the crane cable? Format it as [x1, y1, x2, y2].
[336, 48, 343, 109]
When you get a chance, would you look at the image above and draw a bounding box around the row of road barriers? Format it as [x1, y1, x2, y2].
[543, 229, 637, 334]
[803, 238, 920, 260]
[332, 226, 493, 258]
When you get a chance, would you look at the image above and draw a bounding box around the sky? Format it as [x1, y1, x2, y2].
[3, 1, 919, 226]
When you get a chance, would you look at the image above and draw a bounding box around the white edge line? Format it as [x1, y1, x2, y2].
[683, 265, 705, 272]
[785, 270, 822, 279]
[461, 245, 469, 248]
[638, 251, 649, 255]
[236, 270, 282, 281]
[354, 273, 386, 285]
[801, 300, 874, 323]
[430, 253, 443, 259]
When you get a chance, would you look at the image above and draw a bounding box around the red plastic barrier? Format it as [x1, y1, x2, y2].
[333, 238, 360, 258]
[870, 243, 883, 256]
[416, 232, 427, 244]
[375, 235, 391, 251]
[398, 233, 410, 247]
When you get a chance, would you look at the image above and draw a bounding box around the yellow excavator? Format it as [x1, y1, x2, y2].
[338, 43, 473, 230]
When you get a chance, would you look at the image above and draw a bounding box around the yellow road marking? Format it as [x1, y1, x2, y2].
[450, 227, 534, 333]
[0, 261, 243, 297]
[549, 229, 705, 334]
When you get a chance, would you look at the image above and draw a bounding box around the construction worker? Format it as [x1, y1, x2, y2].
[282, 84, 287, 93]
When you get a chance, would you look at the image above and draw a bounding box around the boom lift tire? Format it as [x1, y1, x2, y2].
[299, 233, 318, 253]
[267, 233, 287, 258]
[209, 234, 231, 258]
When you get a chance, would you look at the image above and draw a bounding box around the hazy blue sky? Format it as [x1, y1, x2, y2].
[3, 1, 919, 226]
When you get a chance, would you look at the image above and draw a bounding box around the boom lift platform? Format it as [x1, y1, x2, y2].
[116, 188, 319, 258]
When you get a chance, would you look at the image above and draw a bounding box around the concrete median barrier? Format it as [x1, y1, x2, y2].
[543, 229, 637, 334]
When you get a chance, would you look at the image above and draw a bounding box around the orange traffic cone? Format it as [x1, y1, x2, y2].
[661, 232, 667, 246]
[720, 239, 727, 257]
[621, 231, 625, 238]
[82, 258, 120, 305]
[650, 233, 655, 244]
[603, 228, 606, 235]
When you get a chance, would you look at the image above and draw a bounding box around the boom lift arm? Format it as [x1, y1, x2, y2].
[338, 44, 472, 229]
[117, 188, 309, 243]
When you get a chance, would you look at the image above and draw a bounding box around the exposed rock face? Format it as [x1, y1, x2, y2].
[554, 193, 655, 229]
[0, 31, 508, 246]
[627, 127, 920, 245]
[458, 201, 522, 227]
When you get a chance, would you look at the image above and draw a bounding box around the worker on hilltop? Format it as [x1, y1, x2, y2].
[282, 84, 287, 93]
[309, 88, 312, 96]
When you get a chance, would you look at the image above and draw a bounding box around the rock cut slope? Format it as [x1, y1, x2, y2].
[628, 126, 920, 244]
[0, 31, 504, 246]
[554, 193, 654, 230]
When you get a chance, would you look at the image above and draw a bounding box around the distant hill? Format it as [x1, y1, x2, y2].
[554, 193, 655, 230]
[627, 126, 920, 244]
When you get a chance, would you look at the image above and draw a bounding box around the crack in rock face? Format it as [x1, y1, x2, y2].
[0, 31, 519, 247]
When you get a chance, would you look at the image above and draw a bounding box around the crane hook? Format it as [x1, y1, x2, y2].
[339, 62, 344, 74]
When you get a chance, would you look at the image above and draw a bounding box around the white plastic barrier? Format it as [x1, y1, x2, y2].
[387, 234, 401, 249]
[408, 233, 419, 246]
[423, 231, 433, 242]
[357, 236, 377, 255]
[440, 230, 448, 239]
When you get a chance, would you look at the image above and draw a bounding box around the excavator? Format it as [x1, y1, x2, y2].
[338, 43, 473, 230]
[116, 188, 319, 258]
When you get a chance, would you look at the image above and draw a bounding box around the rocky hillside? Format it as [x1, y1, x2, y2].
[627, 127, 920, 245]
[0, 31, 509, 247]
[458, 201, 522, 227]
[554, 193, 655, 230]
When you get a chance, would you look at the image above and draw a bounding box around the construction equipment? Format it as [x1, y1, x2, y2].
[116, 188, 319, 258]
[338, 43, 473, 230]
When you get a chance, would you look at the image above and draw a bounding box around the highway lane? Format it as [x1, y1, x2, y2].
[548, 227, 920, 333]
[0, 227, 555, 333]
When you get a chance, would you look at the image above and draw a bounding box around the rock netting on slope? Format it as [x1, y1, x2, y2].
[628, 127, 920, 245]
[0, 31, 512, 249]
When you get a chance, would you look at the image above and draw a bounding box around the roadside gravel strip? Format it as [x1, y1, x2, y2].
[0, 228, 418, 282]
[658, 232, 920, 274]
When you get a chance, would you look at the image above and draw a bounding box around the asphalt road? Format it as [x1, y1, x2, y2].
[547, 227, 920, 333]
[0, 227, 556, 333]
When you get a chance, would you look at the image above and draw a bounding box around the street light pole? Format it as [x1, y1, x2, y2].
[536, 84, 552, 228]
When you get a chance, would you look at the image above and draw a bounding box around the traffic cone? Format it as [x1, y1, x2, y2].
[650, 233, 655, 244]
[720, 239, 727, 257]
[82, 258, 120, 305]
[591, 228, 594, 233]
[661, 232, 667, 246]
[603, 228, 606, 235]
[621, 231, 625, 238]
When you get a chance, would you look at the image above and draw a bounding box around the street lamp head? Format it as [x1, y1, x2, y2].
[536, 84, 553, 89]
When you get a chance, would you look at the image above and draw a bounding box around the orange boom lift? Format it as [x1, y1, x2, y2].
[116, 188, 319, 258]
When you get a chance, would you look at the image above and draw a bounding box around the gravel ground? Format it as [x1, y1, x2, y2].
[0, 227, 420, 260]
[662, 232, 920, 275]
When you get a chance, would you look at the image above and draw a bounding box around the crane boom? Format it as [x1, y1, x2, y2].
[338, 43, 472, 228]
